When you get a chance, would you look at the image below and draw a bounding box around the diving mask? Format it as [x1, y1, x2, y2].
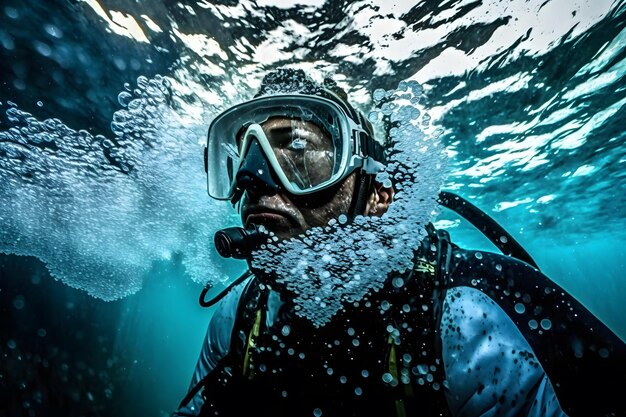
[205, 94, 385, 203]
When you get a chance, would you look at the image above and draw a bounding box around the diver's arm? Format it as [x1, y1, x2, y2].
[440, 286, 567, 417]
[171, 279, 249, 417]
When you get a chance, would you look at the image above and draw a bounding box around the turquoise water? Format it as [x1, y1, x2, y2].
[1, 0, 625, 415]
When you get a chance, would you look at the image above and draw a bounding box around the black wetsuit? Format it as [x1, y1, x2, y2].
[173, 233, 625, 417]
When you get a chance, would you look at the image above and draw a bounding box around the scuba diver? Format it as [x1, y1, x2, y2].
[172, 68, 625, 417]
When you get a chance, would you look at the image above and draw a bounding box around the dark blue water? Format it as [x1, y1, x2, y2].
[1, 0, 625, 415]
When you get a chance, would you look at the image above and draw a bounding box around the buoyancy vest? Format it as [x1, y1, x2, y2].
[195, 228, 626, 417]
[198, 229, 453, 417]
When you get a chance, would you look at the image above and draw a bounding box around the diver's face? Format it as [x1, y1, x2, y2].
[240, 117, 355, 239]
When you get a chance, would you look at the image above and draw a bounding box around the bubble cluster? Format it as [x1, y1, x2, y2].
[252, 80, 447, 326]
[0, 75, 237, 300]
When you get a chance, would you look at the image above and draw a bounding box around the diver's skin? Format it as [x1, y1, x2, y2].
[173, 118, 567, 416]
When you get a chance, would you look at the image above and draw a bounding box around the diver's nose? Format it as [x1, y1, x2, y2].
[233, 138, 280, 202]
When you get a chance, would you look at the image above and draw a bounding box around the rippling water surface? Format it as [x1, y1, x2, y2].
[1, 0, 625, 415]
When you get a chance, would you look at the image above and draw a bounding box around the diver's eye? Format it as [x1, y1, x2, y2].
[287, 137, 307, 151]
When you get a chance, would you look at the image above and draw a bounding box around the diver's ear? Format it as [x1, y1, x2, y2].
[365, 180, 394, 216]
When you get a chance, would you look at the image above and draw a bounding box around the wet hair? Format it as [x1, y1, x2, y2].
[254, 68, 376, 140]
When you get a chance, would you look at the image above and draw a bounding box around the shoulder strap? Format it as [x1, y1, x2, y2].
[177, 273, 259, 411]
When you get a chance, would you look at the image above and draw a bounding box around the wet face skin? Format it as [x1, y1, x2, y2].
[240, 117, 393, 239]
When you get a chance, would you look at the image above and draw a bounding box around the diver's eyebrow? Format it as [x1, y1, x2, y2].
[266, 125, 293, 135]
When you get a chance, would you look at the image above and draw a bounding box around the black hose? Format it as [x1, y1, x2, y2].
[437, 191, 539, 269]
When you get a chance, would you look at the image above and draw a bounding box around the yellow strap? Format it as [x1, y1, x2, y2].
[387, 336, 408, 417]
[415, 258, 435, 275]
[242, 308, 263, 379]
[388, 335, 398, 379]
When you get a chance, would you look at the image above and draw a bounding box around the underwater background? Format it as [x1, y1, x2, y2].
[1, 0, 625, 416]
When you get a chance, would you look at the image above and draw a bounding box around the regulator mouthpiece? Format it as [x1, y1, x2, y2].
[214, 224, 269, 259]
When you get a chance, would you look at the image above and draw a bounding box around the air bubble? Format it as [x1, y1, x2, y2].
[13, 295, 25, 310]
[118, 92, 133, 107]
[373, 89, 386, 102]
[392, 277, 404, 288]
[514, 303, 526, 314]
[540, 319, 552, 330]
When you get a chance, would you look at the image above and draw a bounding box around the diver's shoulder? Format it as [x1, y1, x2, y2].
[211, 274, 255, 322]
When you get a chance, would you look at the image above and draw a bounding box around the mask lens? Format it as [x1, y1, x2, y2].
[207, 96, 348, 199]
[262, 117, 336, 190]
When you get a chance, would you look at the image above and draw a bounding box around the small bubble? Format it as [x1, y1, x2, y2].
[313, 408, 322, 417]
[495, 264, 502, 272]
[36, 101, 43, 107]
[599, 348, 609, 358]
[338, 214, 348, 224]
[382, 373, 394, 383]
[392, 277, 404, 288]
[540, 319, 552, 330]
[13, 296, 25, 310]
[514, 303, 526, 314]
[7, 339, 16, 349]
[352, 339, 360, 347]
[117, 91, 132, 107]
[339, 376, 347, 384]
[327, 367, 334, 375]
[354, 387, 362, 396]
[5, 7, 19, 19]
[499, 235, 508, 243]
[474, 252, 483, 260]
[416, 364, 428, 375]
[281, 325, 291, 336]
[528, 319, 539, 330]
[44, 24, 63, 39]
[361, 369, 369, 378]
[367, 111, 380, 123]
[373, 89, 386, 102]
[37, 328, 47, 337]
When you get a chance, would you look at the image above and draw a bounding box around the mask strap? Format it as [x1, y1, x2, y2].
[348, 171, 374, 219]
